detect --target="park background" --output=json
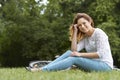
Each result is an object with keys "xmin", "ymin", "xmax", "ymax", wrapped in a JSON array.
[{"xmin": 0, "ymin": 0, "xmax": 120, "ymax": 68}]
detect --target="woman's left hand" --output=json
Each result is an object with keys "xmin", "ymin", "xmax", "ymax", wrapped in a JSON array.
[{"xmin": 70, "ymin": 51, "xmax": 81, "ymax": 57}]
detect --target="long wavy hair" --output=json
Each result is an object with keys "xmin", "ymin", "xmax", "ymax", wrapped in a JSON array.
[{"xmin": 69, "ymin": 13, "xmax": 94, "ymax": 42}]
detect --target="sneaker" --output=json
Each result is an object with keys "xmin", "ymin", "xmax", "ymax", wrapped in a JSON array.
[
  {"xmin": 25, "ymin": 67, "xmax": 32, "ymax": 71},
  {"xmin": 25, "ymin": 67, "xmax": 41, "ymax": 72}
]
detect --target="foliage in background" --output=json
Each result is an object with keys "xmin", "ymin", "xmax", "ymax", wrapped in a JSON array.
[{"xmin": 0, "ymin": 0, "xmax": 120, "ymax": 67}]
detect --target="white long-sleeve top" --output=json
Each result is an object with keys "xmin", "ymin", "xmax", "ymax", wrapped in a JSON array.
[{"xmin": 77, "ymin": 28, "xmax": 113, "ymax": 69}]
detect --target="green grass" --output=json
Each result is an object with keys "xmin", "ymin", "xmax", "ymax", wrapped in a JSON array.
[{"xmin": 0, "ymin": 68, "xmax": 120, "ymax": 80}]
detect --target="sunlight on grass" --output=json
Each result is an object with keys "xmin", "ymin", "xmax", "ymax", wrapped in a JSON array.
[{"xmin": 0, "ymin": 68, "xmax": 120, "ymax": 80}]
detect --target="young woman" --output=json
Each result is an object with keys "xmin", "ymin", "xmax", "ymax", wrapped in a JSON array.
[{"xmin": 27, "ymin": 13, "xmax": 113, "ymax": 72}]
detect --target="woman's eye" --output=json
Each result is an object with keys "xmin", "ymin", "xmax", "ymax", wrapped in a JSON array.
[
  {"xmin": 83, "ymin": 22, "xmax": 86, "ymax": 25},
  {"xmin": 78, "ymin": 24, "xmax": 82, "ymax": 27}
]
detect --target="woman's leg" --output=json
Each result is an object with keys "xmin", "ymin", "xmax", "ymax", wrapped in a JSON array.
[
  {"xmin": 73, "ymin": 57, "xmax": 111, "ymax": 71},
  {"xmin": 42, "ymin": 50, "xmax": 72, "ymax": 69},
  {"xmin": 41, "ymin": 57, "xmax": 111, "ymax": 71},
  {"xmin": 41, "ymin": 56, "xmax": 74, "ymax": 71}
]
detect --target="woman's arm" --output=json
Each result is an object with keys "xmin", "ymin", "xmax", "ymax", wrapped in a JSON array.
[
  {"xmin": 71, "ymin": 51, "xmax": 99, "ymax": 59},
  {"xmin": 71, "ymin": 24, "xmax": 78, "ymax": 51}
]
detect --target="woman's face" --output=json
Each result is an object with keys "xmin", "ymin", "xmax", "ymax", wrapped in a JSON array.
[{"xmin": 77, "ymin": 18, "xmax": 92, "ymax": 33}]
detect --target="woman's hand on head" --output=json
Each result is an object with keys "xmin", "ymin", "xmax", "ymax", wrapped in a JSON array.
[{"xmin": 73, "ymin": 24, "xmax": 78, "ymax": 32}]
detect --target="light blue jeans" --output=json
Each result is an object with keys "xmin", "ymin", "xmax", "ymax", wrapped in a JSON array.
[{"xmin": 41, "ymin": 50, "xmax": 111, "ymax": 72}]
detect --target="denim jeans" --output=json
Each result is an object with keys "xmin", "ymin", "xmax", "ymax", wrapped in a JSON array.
[{"xmin": 41, "ymin": 50, "xmax": 111, "ymax": 71}]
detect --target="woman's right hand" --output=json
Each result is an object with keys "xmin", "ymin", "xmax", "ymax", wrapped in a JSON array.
[
  {"xmin": 71, "ymin": 24, "xmax": 78, "ymax": 51},
  {"xmin": 73, "ymin": 24, "xmax": 78, "ymax": 33}
]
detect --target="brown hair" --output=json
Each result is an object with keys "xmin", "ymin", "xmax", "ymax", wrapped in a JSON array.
[{"xmin": 69, "ymin": 13, "xmax": 94, "ymax": 42}]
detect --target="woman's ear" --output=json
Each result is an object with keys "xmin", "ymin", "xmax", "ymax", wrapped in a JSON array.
[{"xmin": 89, "ymin": 21, "xmax": 92, "ymax": 26}]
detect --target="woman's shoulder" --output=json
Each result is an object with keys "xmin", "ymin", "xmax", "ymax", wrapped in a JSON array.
[
  {"xmin": 95, "ymin": 28, "xmax": 104, "ymax": 32},
  {"xmin": 95, "ymin": 28, "xmax": 106, "ymax": 34},
  {"xmin": 95, "ymin": 28, "xmax": 108, "ymax": 38}
]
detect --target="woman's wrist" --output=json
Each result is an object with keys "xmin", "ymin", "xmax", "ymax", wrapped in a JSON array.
[
  {"xmin": 79, "ymin": 53, "xmax": 82, "ymax": 57},
  {"xmin": 73, "ymin": 31, "xmax": 77, "ymax": 38},
  {"xmin": 74, "ymin": 30, "xmax": 78, "ymax": 34}
]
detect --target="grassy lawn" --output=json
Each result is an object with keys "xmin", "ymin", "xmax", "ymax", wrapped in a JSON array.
[{"xmin": 0, "ymin": 68, "xmax": 120, "ymax": 80}]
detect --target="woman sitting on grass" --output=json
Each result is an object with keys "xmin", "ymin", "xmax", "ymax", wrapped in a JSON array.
[{"xmin": 26, "ymin": 13, "xmax": 113, "ymax": 72}]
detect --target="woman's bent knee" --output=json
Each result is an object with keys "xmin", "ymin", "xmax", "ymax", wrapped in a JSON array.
[{"xmin": 66, "ymin": 50, "xmax": 72, "ymax": 53}]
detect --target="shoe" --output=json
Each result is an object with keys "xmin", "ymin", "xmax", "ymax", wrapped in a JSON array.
[
  {"xmin": 25, "ymin": 67, "xmax": 41, "ymax": 72},
  {"xmin": 25, "ymin": 67, "xmax": 32, "ymax": 71}
]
